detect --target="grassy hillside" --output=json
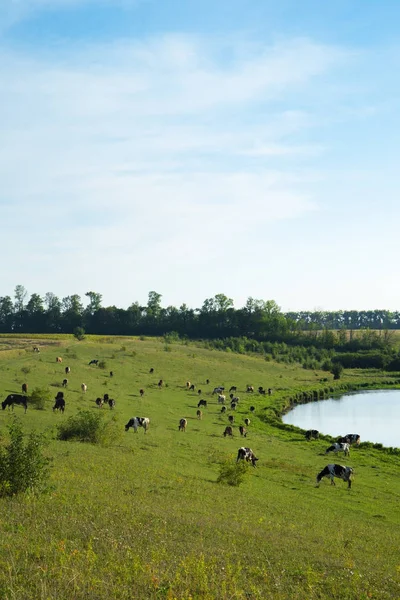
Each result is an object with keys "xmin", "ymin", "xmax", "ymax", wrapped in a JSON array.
[{"xmin": 0, "ymin": 335, "xmax": 399, "ymax": 600}]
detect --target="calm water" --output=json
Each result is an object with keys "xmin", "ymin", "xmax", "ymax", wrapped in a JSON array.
[{"xmin": 282, "ymin": 389, "xmax": 400, "ymax": 448}]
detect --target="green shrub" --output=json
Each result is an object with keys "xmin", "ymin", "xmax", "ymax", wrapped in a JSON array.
[
  {"xmin": 21, "ymin": 366, "xmax": 31, "ymax": 375},
  {"xmin": 56, "ymin": 410, "xmax": 121, "ymax": 446},
  {"xmin": 98, "ymin": 360, "xmax": 107, "ymax": 369},
  {"xmin": 73, "ymin": 327, "xmax": 85, "ymax": 341},
  {"xmin": 331, "ymin": 363, "xmax": 343, "ymax": 380},
  {"xmin": 0, "ymin": 417, "xmax": 52, "ymax": 497},
  {"xmin": 217, "ymin": 458, "xmax": 249, "ymax": 487},
  {"xmin": 29, "ymin": 386, "xmax": 52, "ymax": 410}
]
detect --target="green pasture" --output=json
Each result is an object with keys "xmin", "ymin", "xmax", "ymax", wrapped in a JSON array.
[{"xmin": 0, "ymin": 335, "xmax": 399, "ymax": 599}]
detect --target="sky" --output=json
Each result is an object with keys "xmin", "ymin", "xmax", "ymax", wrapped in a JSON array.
[{"xmin": 1, "ymin": 0, "xmax": 400, "ymax": 312}]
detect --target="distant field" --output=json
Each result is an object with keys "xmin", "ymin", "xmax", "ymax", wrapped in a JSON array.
[{"xmin": 0, "ymin": 335, "xmax": 399, "ymax": 599}]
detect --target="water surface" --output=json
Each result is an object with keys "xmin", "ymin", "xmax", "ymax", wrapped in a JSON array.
[{"xmin": 282, "ymin": 389, "xmax": 400, "ymax": 448}]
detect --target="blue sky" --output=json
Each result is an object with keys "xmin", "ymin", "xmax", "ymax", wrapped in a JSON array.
[{"xmin": 1, "ymin": 0, "xmax": 399, "ymax": 312}]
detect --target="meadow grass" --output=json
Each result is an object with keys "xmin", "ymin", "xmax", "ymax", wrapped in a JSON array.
[{"xmin": 0, "ymin": 335, "xmax": 399, "ymax": 599}]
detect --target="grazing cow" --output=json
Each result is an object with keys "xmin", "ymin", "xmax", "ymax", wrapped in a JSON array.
[
  {"xmin": 223, "ymin": 426, "xmax": 233, "ymax": 437},
  {"xmin": 197, "ymin": 389, "xmax": 202, "ymax": 395},
  {"xmin": 108, "ymin": 398, "xmax": 116, "ymax": 409},
  {"xmin": 95, "ymin": 397, "xmax": 104, "ymax": 408},
  {"xmin": 189, "ymin": 384, "xmax": 195, "ymax": 391},
  {"xmin": 316, "ymin": 464, "xmax": 354, "ymax": 489},
  {"xmin": 230, "ymin": 402, "xmax": 237, "ymax": 411},
  {"xmin": 221, "ymin": 405, "xmax": 227, "ymax": 413},
  {"xmin": 229, "ymin": 386, "xmax": 237, "ymax": 393},
  {"xmin": 2, "ymin": 394, "xmax": 28, "ymax": 414},
  {"xmin": 110, "ymin": 371, "xmax": 114, "ymax": 377},
  {"xmin": 205, "ymin": 379, "xmax": 210, "ymax": 385},
  {"xmin": 140, "ymin": 389, "xmax": 145, "ymax": 397},
  {"xmin": 53, "ymin": 395, "xmax": 65, "ymax": 413},
  {"xmin": 325, "ymin": 442, "xmax": 350, "ymax": 457},
  {"xmin": 125, "ymin": 417, "xmax": 150, "ymax": 433},
  {"xmin": 268, "ymin": 388, "xmax": 272, "ymax": 395},
  {"xmin": 103, "ymin": 394, "xmax": 109, "ymax": 402},
  {"xmin": 56, "ymin": 357, "xmax": 62, "ymax": 363},
  {"xmin": 65, "ymin": 366, "xmax": 70, "ymax": 375},
  {"xmin": 196, "ymin": 409, "xmax": 202, "ymax": 420},
  {"xmin": 244, "ymin": 418, "xmax": 250, "ymax": 426},
  {"xmin": 62, "ymin": 378, "xmax": 68, "ymax": 388},
  {"xmin": 239, "ymin": 425, "xmax": 247, "ymax": 437},
  {"xmin": 345, "ymin": 434, "xmax": 361, "ymax": 446},
  {"xmin": 186, "ymin": 381, "xmax": 191, "ymax": 389},
  {"xmin": 236, "ymin": 447, "xmax": 258, "ymax": 467},
  {"xmin": 218, "ymin": 394, "xmax": 226, "ymax": 404},
  {"xmin": 149, "ymin": 368, "xmax": 154, "ymax": 374},
  {"xmin": 33, "ymin": 346, "xmax": 40, "ymax": 353},
  {"xmin": 198, "ymin": 399, "xmax": 207, "ymax": 408},
  {"xmin": 212, "ymin": 387, "xmax": 225, "ymax": 395},
  {"xmin": 305, "ymin": 429, "xmax": 319, "ymax": 441},
  {"xmin": 259, "ymin": 388, "xmax": 266, "ymax": 396},
  {"xmin": 231, "ymin": 396, "xmax": 240, "ymax": 404},
  {"xmin": 178, "ymin": 418, "xmax": 187, "ymax": 432},
  {"xmin": 81, "ymin": 383, "xmax": 87, "ymax": 393},
  {"xmin": 250, "ymin": 406, "xmax": 255, "ymax": 413},
  {"xmin": 22, "ymin": 383, "xmax": 28, "ymax": 394},
  {"xmin": 246, "ymin": 386, "xmax": 254, "ymax": 393},
  {"xmin": 89, "ymin": 359, "xmax": 99, "ymax": 366},
  {"xmin": 228, "ymin": 415, "xmax": 234, "ymax": 425},
  {"xmin": 158, "ymin": 379, "xmax": 163, "ymax": 388}
]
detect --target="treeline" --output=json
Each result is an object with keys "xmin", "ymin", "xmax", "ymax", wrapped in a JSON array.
[{"xmin": 0, "ymin": 287, "xmax": 399, "ymax": 351}]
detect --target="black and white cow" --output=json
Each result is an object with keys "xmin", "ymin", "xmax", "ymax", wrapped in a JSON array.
[
  {"xmin": 65, "ymin": 366, "xmax": 71, "ymax": 374},
  {"xmin": 198, "ymin": 399, "xmax": 207, "ymax": 408},
  {"xmin": 325, "ymin": 442, "xmax": 350, "ymax": 457},
  {"xmin": 316, "ymin": 464, "xmax": 354, "ymax": 489},
  {"xmin": 53, "ymin": 394, "xmax": 65, "ymax": 413},
  {"xmin": 108, "ymin": 398, "xmax": 116, "ymax": 409},
  {"xmin": 212, "ymin": 387, "xmax": 225, "ymax": 395},
  {"xmin": 229, "ymin": 386, "xmax": 237, "ymax": 393},
  {"xmin": 305, "ymin": 429, "xmax": 319, "ymax": 441},
  {"xmin": 239, "ymin": 425, "xmax": 247, "ymax": 437},
  {"xmin": 178, "ymin": 418, "xmax": 187, "ymax": 432},
  {"xmin": 2, "ymin": 394, "xmax": 28, "ymax": 413},
  {"xmin": 223, "ymin": 426, "xmax": 233, "ymax": 437},
  {"xmin": 89, "ymin": 359, "xmax": 99, "ymax": 366},
  {"xmin": 218, "ymin": 394, "xmax": 226, "ymax": 404},
  {"xmin": 236, "ymin": 447, "xmax": 258, "ymax": 467},
  {"xmin": 125, "ymin": 417, "xmax": 150, "ymax": 433},
  {"xmin": 221, "ymin": 405, "xmax": 227, "ymax": 414},
  {"xmin": 95, "ymin": 397, "xmax": 104, "ymax": 408},
  {"xmin": 62, "ymin": 378, "xmax": 68, "ymax": 388},
  {"xmin": 244, "ymin": 418, "xmax": 250, "ymax": 426},
  {"xmin": 228, "ymin": 415, "xmax": 234, "ymax": 425},
  {"xmin": 345, "ymin": 434, "xmax": 361, "ymax": 446}
]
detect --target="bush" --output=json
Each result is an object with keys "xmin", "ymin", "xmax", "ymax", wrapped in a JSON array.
[
  {"xmin": 217, "ymin": 458, "xmax": 249, "ymax": 487},
  {"xmin": 56, "ymin": 410, "xmax": 121, "ymax": 446},
  {"xmin": 98, "ymin": 360, "xmax": 107, "ymax": 370},
  {"xmin": 73, "ymin": 327, "xmax": 85, "ymax": 341},
  {"xmin": 21, "ymin": 366, "xmax": 31, "ymax": 375},
  {"xmin": 29, "ymin": 386, "xmax": 52, "ymax": 410},
  {"xmin": 0, "ymin": 417, "xmax": 52, "ymax": 497},
  {"xmin": 331, "ymin": 363, "xmax": 344, "ymax": 380}
]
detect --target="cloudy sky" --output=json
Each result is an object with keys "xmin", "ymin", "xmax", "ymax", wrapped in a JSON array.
[{"xmin": 1, "ymin": 0, "xmax": 399, "ymax": 312}]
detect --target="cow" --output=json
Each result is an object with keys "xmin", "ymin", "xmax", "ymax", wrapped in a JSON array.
[
  {"xmin": 212, "ymin": 387, "xmax": 224, "ymax": 395},
  {"xmin": 305, "ymin": 429, "xmax": 319, "ymax": 441},
  {"xmin": 236, "ymin": 447, "xmax": 258, "ymax": 467},
  {"xmin": 316, "ymin": 464, "xmax": 354, "ymax": 489},
  {"xmin": 197, "ymin": 389, "xmax": 202, "ymax": 395},
  {"xmin": 244, "ymin": 418, "xmax": 250, "ymax": 426},
  {"xmin": 178, "ymin": 418, "xmax": 187, "ymax": 432},
  {"xmin": 158, "ymin": 379, "xmax": 163, "ymax": 388},
  {"xmin": 108, "ymin": 398, "xmax": 116, "ymax": 409},
  {"xmin": 22, "ymin": 383, "xmax": 28, "ymax": 394},
  {"xmin": 250, "ymin": 406, "xmax": 255, "ymax": 413},
  {"xmin": 230, "ymin": 402, "xmax": 237, "ymax": 411},
  {"xmin": 239, "ymin": 425, "xmax": 247, "ymax": 437},
  {"xmin": 231, "ymin": 396, "xmax": 240, "ymax": 404},
  {"xmin": 33, "ymin": 346, "xmax": 40, "ymax": 353},
  {"xmin": 246, "ymin": 386, "xmax": 254, "ymax": 393},
  {"xmin": 186, "ymin": 381, "xmax": 191, "ymax": 389},
  {"xmin": 140, "ymin": 389, "xmax": 145, "ymax": 397},
  {"xmin": 196, "ymin": 409, "xmax": 202, "ymax": 420},
  {"xmin": 198, "ymin": 399, "xmax": 207, "ymax": 408},
  {"xmin": 56, "ymin": 357, "xmax": 62, "ymax": 363},
  {"xmin": 110, "ymin": 371, "xmax": 114, "ymax": 377},
  {"xmin": 205, "ymin": 379, "xmax": 210, "ymax": 385},
  {"xmin": 223, "ymin": 426, "xmax": 233, "ymax": 437},
  {"xmin": 259, "ymin": 388, "xmax": 266, "ymax": 396},
  {"xmin": 218, "ymin": 394, "xmax": 226, "ymax": 404},
  {"xmin": 2, "ymin": 394, "xmax": 28, "ymax": 414},
  {"xmin": 103, "ymin": 394, "xmax": 109, "ymax": 402},
  {"xmin": 62, "ymin": 378, "xmax": 68, "ymax": 388},
  {"xmin": 125, "ymin": 417, "xmax": 150, "ymax": 433},
  {"xmin": 149, "ymin": 368, "xmax": 154, "ymax": 374},
  {"xmin": 345, "ymin": 434, "xmax": 361, "ymax": 446},
  {"xmin": 229, "ymin": 386, "xmax": 237, "ymax": 393},
  {"xmin": 228, "ymin": 415, "xmax": 234, "ymax": 425},
  {"xmin": 268, "ymin": 388, "xmax": 272, "ymax": 395},
  {"xmin": 53, "ymin": 395, "xmax": 65, "ymax": 413},
  {"xmin": 65, "ymin": 366, "xmax": 71, "ymax": 375},
  {"xmin": 221, "ymin": 405, "xmax": 227, "ymax": 413},
  {"xmin": 81, "ymin": 384, "xmax": 87, "ymax": 393},
  {"xmin": 325, "ymin": 442, "xmax": 350, "ymax": 457},
  {"xmin": 89, "ymin": 359, "xmax": 98, "ymax": 366},
  {"xmin": 95, "ymin": 397, "xmax": 104, "ymax": 408},
  {"xmin": 189, "ymin": 384, "xmax": 195, "ymax": 391}
]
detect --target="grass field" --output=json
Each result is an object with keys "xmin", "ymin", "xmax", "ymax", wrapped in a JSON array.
[{"xmin": 0, "ymin": 335, "xmax": 399, "ymax": 599}]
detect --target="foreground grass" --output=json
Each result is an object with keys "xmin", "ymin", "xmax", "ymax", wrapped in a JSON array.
[{"xmin": 0, "ymin": 335, "xmax": 399, "ymax": 599}]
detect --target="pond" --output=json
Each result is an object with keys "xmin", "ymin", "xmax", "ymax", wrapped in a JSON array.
[{"xmin": 282, "ymin": 389, "xmax": 400, "ymax": 448}]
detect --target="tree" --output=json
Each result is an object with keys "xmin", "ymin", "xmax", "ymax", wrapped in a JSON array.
[
  {"xmin": 14, "ymin": 285, "xmax": 27, "ymax": 313},
  {"xmin": 85, "ymin": 291, "xmax": 102, "ymax": 315}
]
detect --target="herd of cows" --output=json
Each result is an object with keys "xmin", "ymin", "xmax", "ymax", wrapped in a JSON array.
[{"xmin": 0, "ymin": 350, "xmax": 362, "ymax": 490}]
